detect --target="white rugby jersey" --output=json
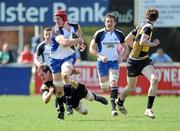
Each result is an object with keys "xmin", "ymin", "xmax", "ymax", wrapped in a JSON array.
[
  {"xmin": 50, "ymin": 23, "xmax": 79, "ymax": 59},
  {"xmin": 35, "ymin": 41, "xmax": 51, "ymax": 65},
  {"xmin": 93, "ymin": 28, "xmax": 125, "ymax": 61}
]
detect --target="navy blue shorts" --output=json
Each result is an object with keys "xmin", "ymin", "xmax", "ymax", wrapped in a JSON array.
[
  {"xmin": 127, "ymin": 57, "xmax": 153, "ymax": 77},
  {"xmin": 71, "ymin": 83, "xmax": 88, "ymax": 108}
]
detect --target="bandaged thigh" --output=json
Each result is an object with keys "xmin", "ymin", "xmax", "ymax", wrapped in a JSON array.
[
  {"xmin": 53, "ymin": 80, "xmax": 64, "ymax": 88},
  {"xmin": 53, "ymin": 80, "xmax": 64, "ymax": 97}
]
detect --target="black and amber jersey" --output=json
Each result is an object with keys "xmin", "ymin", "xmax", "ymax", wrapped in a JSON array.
[
  {"xmin": 41, "ymin": 80, "xmax": 80, "ymax": 94},
  {"xmin": 130, "ymin": 21, "xmax": 153, "ymax": 59}
]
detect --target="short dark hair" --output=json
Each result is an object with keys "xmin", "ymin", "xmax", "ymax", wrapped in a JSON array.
[
  {"xmin": 38, "ymin": 64, "xmax": 51, "ymax": 73},
  {"xmin": 145, "ymin": 7, "xmax": 159, "ymax": 22},
  {"xmin": 104, "ymin": 13, "xmax": 116, "ymax": 22},
  {"xmin": 43, "ymin": 27, "xmax": 52, "ymax": 32}
]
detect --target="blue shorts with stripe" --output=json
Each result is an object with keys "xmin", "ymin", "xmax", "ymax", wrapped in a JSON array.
[
  {"xmin": 49, "ymin": 53, "xmax": 76, "ymax": 74},
  {"xmin": 96, "ymin": 60, "xmax": 119, "ymax": 77}
]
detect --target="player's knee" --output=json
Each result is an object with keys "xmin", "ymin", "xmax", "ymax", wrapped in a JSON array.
[
  {"xmin": 86, "ymin": 91, "xmax": 94, "ymax": 101},
  {"xmin": 82, "ymin": 110, "xmax": 88, "ymax": 115},
  {"xmin": 100, "ymin": 81, "xmax": 109, "ymax": 92},
  {"xmin": 75, "ymin": 101, "xmax": 88, "ymax": 115},
  {"xmin": 125, "ymin": 85, "xmax": 135, "ymax": 93},
  {"xmin": 109, "ymin": 74, "xmax": 118, "ymax": 87},
  {"xmin": 61, "ymin": 72, "xmax": 69, "ymax": 81},
  {"xmin": 150, "ymin": 75, "xmax": 158, "ymax": 86},
  {"xmin": 109, "ymin": 73, "xmax": 118, "ymax": 83}
]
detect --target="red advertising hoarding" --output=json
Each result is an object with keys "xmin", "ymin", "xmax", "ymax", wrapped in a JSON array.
[{"xmin": 35, "ymin": 63, "xmax": 180, "ymax": 95}]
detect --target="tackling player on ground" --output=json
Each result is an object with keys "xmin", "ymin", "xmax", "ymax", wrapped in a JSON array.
[{"xmin": 38, "ymin": 64, "xmax": 108, "ymax": 120}]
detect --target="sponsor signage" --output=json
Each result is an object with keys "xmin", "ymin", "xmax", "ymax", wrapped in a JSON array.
[
  {"xmin": 109, "ymin": 0, "xmax": 134, "ymax": 26},
  {"xmin": 35, "ymin": 63, "xmax": 180, "ymax": 95},
  {"xmin": 0, "ymin": 0, "xmax": 108, "ymax": 26}
]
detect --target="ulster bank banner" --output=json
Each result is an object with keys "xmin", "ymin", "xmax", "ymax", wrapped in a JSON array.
[
  {"xmin": 0, "ymin": 0, "xmax": 109, "ymax": 26},
  {"xmin": 35, "ymin": 63, "xmax": 180, "ymax": 95},
  {"xmin": 109, "ymin": 0, "xmax": 134, "ymax": 26}
]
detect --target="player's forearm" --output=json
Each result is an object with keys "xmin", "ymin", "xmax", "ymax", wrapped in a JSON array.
[
  {"xmin": 89, "ymin": 41, "xmax": 100, "ymax": 58},
  {"xmin": 140, "ymin": 40, "xmax": 156, "ymax": 47},
  {"xmin": 125, "ymin": 33, "xmax": 135, "ymax": 48},
  {"xmin": 34, "ymin": 56, "xmax": 42, "ymax": 67},
  {"xmin": 121, "ymin": 43, "xmax": 129, "ymax": 60},
  {"xmin": 61, "ymin": 38, "xmax": 82, "ymax": 47},
  {"xmin": 89, "ymin": 48, "xmax": 99, "ymax": 58},
  {"xmin": 42, "ymin": 93, "xmax": 53, "ymax": 104}
]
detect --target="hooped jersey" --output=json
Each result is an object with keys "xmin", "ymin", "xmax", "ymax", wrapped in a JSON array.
[
  {"xmin": 50, "ymin": 22, "xmax": 79, "ymax": 59},
  {"xmin": 93, "ymin": 28, "xmax": 125, "ymax": 61},
  {"xmin": 35, "ymin": 41, "xmax": 51, "ymax": 65},
  {"xmin": 130, "ymin": 21, "xmax": 153, "ymax": 59},
  {"xmin": 41, "ymin": 80, "xmax": 79, "ymax": 94}
]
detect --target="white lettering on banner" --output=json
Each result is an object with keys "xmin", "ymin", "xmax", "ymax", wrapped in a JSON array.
[
  {"xmin": 156, "ymin": 68, "xmax": 180, "ymax": 86},
  {"xmin": 0, "ymin": 2, "xmax": 48, "ymax": 23},
  {"xmin": 72, "ymin": 67, "xmax": 98, "ymax": 85},
  {"xmin": 53, "ymin": 2, "xmax": 106, "ymax": 23},
  {"xmin": 81, "ymin": 7, "xmax": 93, "ymax": 22},
  {"xmin": 156, "ymin": 69, "xmax": 162, "ymax": 81},
  {"xmin": 112, "ymin": 9, "xmax": 133, "ymax": 23},
  {"xmin": 163, "ymin": 68, "xmax": 170, "ymax": 82}
]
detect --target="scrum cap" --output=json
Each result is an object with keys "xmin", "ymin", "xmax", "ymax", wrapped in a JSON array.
[{"xmin": 54, "ymin": 9, "xmax": 67, "ymax": 22}]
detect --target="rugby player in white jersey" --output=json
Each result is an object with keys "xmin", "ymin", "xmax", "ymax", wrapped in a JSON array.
[
  {"xmin": 50, "ymin": 9, "xmax": 85, "ymax": 115},
  {"xmin": 89, "ymin": 13, "xmax": 129, "ymax": 116},
  {"xmin": 34, "ymin": 27, "xmax": 103, "ymax": 120},
  {"xmin": 34, "ymin": 28, "xmax": 52, "ymax": 67}
]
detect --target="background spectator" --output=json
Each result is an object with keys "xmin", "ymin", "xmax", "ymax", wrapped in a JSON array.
[
  {"xmin": 0, "ymin": 43, "xmax": 14, "ymax": 65},
  {"xmin": 18, "ymin": 44, "xmax": 34, "ymax": 64},
  {"xmin": 150, "ymin": 48, "xmax": 173, "ymax": 63}
]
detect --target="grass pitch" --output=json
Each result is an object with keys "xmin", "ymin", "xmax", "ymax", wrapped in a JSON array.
[{"xmin": 0, "ymin": 95, "xmax": 180, "ymax": 131}]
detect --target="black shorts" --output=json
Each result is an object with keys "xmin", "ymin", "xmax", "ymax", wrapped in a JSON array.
[
  {"xmin": 71, "ymin": 83, "xmax": 88, "ymax": 108},
  {"xmin": 127, "ymin": 57, "xmax": 153, "ymax": 77}
]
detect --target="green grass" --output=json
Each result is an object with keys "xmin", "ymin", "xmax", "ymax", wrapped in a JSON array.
[{"xmin": 0, "ymin": 95, "xmax": 180, "ymax": 131}]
